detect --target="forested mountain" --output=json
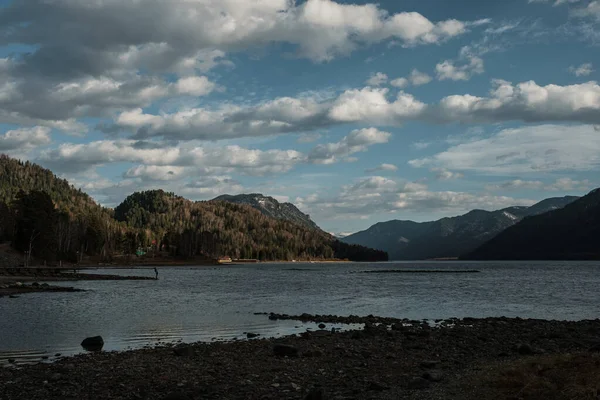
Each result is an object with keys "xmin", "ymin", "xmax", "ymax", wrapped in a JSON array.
[
  {"xmin": 342, "ymin": 196, "xmax": 579, "ymax": 260},
  {"xmin": 214, "ymin": 193, "xmax": 320, "ymax": 230},
  {"xmin": 114, "ymin": 190, "xmax": 386, "ymax": 261},
  {"xmin": 0, "ymin": 155, "xmax": 387, "ymax": 264},
  {"xmin": 463, "ymin": 189, "xmax": 600, "ymax": 260},
  {"xmin": 0, "ymin": 155, "xmax": 102, "ymax": 214}
]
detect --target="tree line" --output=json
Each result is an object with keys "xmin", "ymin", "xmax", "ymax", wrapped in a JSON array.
[{"xmin": 0, "ymin": 156, "xmax": 388, "ymax": 263}]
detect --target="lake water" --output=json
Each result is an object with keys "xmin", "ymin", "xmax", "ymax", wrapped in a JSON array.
[{"xmin": 1, "ymin": 261, "xmax": 599, "ymax": 365}]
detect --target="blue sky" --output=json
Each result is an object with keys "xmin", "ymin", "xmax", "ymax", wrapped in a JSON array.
[{"xmin": 0, "ymin": 0, "xmax": 599, "ymax": 235}]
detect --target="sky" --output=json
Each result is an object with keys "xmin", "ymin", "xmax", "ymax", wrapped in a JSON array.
[{"xmin": 0, "ymin": 0, "xmax": 599, "ymax": 236}]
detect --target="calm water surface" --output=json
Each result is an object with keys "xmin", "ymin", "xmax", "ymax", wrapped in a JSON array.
[{"xmin": 1, "ymin": 261, "xmax": 599, "ymax": 364}]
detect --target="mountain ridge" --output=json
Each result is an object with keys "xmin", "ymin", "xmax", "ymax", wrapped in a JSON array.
[
  {"xmin": 213, "ymin": 193, "xmax": 319, "ymax": 230},
  {"xmin": 463, "ymin": 189, "xmax": 600, "ymax": 260},
  {"xmin": 341, "ymin": 196, "xmax": 579, "ymax": 260}
]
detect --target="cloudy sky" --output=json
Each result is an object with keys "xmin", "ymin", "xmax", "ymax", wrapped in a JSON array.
[{"xmin": 1, "ymin": 0, "xmax": 599, "ymax": 235}]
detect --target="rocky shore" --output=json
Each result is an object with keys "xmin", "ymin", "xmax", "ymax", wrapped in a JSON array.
[
  {"xmin": 0, "ymin": 282, "xmax": 83, "ymax": 297},
  {"xmin": 2, "ymin": 316, "xmax": 600, "ymax": 399},
  {"xmin": 0, "ymin": 268, "xmax": 156, "ymax": 283}
]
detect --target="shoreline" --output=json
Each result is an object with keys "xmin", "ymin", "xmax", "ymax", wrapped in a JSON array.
[{"xmin": 2, "ymin": 315, "xmax": 599, "ymax": 399}]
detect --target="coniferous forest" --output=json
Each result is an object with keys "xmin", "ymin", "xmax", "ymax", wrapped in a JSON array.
[{"xmin": 0, "ymin": 155, "xmax": 388, "ymax": 264}]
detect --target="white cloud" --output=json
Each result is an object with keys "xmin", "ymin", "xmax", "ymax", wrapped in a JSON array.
[
  {"xmin": 365, "ymin": 163, "xmax": 398, "ymax": 173},
  {"xmin": 410, "ymin": 124, "xmax": 600, "ymax": 175},
  {"xmin": 569, "ymin": 63, "xmax": 594, "ymax": 77},
  {"xmin": 328, "ymin": 87, "xmax": 426, "ymax": 124},
  {"xmin": 529, "ymin": 0, "xmax": 582, "ymax": 5},
  {"xmin": 390, "ymin": 77, "xmax": 409, "ymax": 88},
  {"xmin": 412, "ymin": 141, "xmax": 432, "ymax": 150},
  {"xmin": 433, "ymin": 79, "xmax": 600, "ymax": 124},
  {"xmin": 0, "ymin": 126, "xmax": 51, "ymax": 151},
  {"xmin": 296, "ymin": 176, "xmax": 534, "ymax": 220},
  {"xmin": 485, "ymin": 177, "xmax": 591, "ymax": 192},
  {"xmin": 111, "ymin": 79, "xmax": 600, "ymax": 141},
  {"xmin": 38, "ymin": 140, "xmax": 305, "ymax": 176},
  {"xmin": 308, "ymin": 128, "xmax": 391, "ymax": 164},
  {"xmin": 485, "ymin": 179, "xmax": 545, "ymax": 191},
  {"xmin": 175, "ymin": 76, "xmax": 218, "ymax": 96},
  {"xmin": 430, "ymin": 167, "xmax": 464, "ymax": 180},
  {"xmin": 545, "ymin": 177, "xmax": 592, "ymax": 191},
  {"xmin": 571, "ymin": 1, "xmax": 600, "ymax": 20},
  {"xmin": 390, "ymin": 69, "xmax": 432, "ymax": 88},
  {"xmin": 408, "ymin": 69, "xmax": 433, "ymax": 86},
  {"xmin": 436, "ymin": 49, "xmax": 484, "ymax": 81},
  {"xmin": 366, "ymin": 72, "xmax": 388, "ymax": 86}
]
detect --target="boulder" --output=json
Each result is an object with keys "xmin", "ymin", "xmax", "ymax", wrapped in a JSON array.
[
  {"xmin": 304, "ymin": 387, "xmax": 324, "ymax": 400},
  {"xmin": 422, "ymin": 371, "xmax": 443, "ymax": 382},
  {"xmin": 420, "ymin": 360, "xmax": 439, "ymax": 369},
  {"xmin": 173, "ymin": 346, "xmax": 194, "ymax": 357},
  {"xmin": 81, "ymin": 336, "xmax": 104, "ymax": 351},
  {"xmin": 516, "ymin": 343, "xmax": 535, "ymax": 355},
  {"xmin": 246, "ymin": 333, "xmax": 260, "ymax": 339},
  {"xmin": 273, "ymin": 344, "xmax": 299, "ymax": 357},
  {"xmin": 163, "ymin": 393, "xmax": 191, "ymax": 400},
  {"xmin": 408, "ymin": 377, "xmax": 431, "ymax": 390}
]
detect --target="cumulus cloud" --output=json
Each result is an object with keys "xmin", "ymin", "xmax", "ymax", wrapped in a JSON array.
[
  {"xmin": 436, "ymin": 48, "xmax": 484, "ymax": 81},
  {"xmin": 431, "ymin": 79, "xmax": 600, "ymax": 124},
  {"xmin": 430, "ymin": 167, "xmax": 464, "ymax": 180},
  {"xmin": 571, "ymin": 1, "xmax": 600, "ymax": 20},
  {"xmin": 365, "ymin": 163, "xmax": 398, "ymax": 173},
  {"xmin": 112, "ymin": 78, "xmax": 600, "ymax": 141},
  {"xmin": 410, "ymin": 124, "xmax": 600, "ymax": 175},
  {"xmin": 366, "ymin": 72, "xmax": 388, "ymax": 86},
  {"xmin": 38, "ymin": 140, "xmax": 305, "ymax": 176},
  {"xmin": 308, "ymin": 128, "xmax": 391, "ymax": 164},
  {"xmin": 0, "ymin": 126, "xmax": 51, "ymax": 151},
  {"xmin": 296, "ymin": 176, "xmax": 534, "ymax": 219},
  {"xmin": 485, "ymin": 177, "xmax": 591, "ymax": 192},
  {"xmin": 328, "ymin": 87, "xmax": 426, "ymax": 124},
  {"xmin": 569, "ymin": 63, "xmax": 594, "ymax": 77},
  {"xmin": 38, "ymin": 127, "xmax": 388, "ymax": 176},
  {"xmin": 390, "ymin": 69, "xmax": 432, "ymax": 88},
  {"xmin": 181, "ymin": 176, "xmax": 245, "ymax": 197}
]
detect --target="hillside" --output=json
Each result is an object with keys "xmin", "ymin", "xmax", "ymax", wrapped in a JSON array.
[
  {"xmin": 0, "ymin": 155, "xmax": 387, "ymax": 263},
  {"xmin": 463, "ymin": 189, "xmax": 600, "ymax": 260},
  {"xmin": 0, "ymin": 155, "xmax": 102, "ymax": 214},
  {"xmin": 115, "ymin": 190, "xmax": 387, "ymax": 261},
  {"xmin": 213, "ymin": 193, "xmax": 320, "ymax": 230},
  {"xmin": 342, "ymin": 196, "xmax": 579, "ymax": 260}
]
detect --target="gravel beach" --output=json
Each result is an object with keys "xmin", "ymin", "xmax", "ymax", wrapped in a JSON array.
[{"xmin": 2, "ymin": 315, "xmax": 599, "ymax": 400}]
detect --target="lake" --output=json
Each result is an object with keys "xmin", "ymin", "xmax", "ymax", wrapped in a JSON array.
[{"xmin": 1, "ymin": 261, "xmax": 599, "ymax": 365}]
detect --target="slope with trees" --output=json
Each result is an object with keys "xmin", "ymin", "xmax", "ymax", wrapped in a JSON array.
[
  {"xmin": 462, "ymin": 188, "xmax": 600, "ymax": 260},
  {"xmin": 0, "ymin": 155, "xmax": 387, "ymax": 264}
]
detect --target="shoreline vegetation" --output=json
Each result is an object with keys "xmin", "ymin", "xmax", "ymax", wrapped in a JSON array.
[{"xmin": 2, "ymin": 314, "xmax": 600, "ymax": 399}]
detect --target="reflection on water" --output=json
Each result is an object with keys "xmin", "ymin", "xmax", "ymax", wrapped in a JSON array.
[{"xmin": 1, "ymin": 261, "xmax": 600, "ymax": 365}]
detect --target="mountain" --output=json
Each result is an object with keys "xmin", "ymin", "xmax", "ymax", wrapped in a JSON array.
[
  {"xmin": 463, "ymin": 189, "xmax": 600, "ymax": 260},
  {"xmin": 0, "ymin": 155, "xmax": 387, "ymax": 263},
  {"xmin": 0, "ymin": 155, "xmax": 102, "ymax": 214},
  {"xmin": 341, "ymin": 196, "xmax": 579, "ymax": 260},
  {"xmin": 213, "ymin": 193, "xmax": 319, "ymax": 230},
  {"xmin": 114, "ymin": 190, "xmax": 386, "ymax": 261}
]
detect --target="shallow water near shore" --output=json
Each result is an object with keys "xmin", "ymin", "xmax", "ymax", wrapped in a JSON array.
[{"xmin": 1, "ymin": 260, "xmax": 599, "ymax": 365}]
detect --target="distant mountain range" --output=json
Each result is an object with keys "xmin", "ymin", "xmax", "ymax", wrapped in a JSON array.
[
  {"xmin": 213, "ymin": 193, "xmax": 320, "ymax": 230},
  {"xmin": 341, "ymin": 196, "xmax": 579, "ymax": 260},
  {"xmin": 463, "ymin": 189, "xmax": 600, "ymax": 260}
]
